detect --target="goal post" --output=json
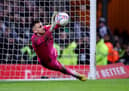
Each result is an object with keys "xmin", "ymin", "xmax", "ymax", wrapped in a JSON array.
[
  {"xmin": 0, "ymin": 0, "xmax": 96, "ymax": 80},
  {"xmin": 89, "ymin": 0, "xmax": 96, "ymax": 80}
]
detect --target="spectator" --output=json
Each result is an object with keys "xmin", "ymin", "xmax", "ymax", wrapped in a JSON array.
[
  {"xmin": 105, "ymin": 42, "xmax": 119, "ymax": 64},
  {"xmin": 0, "ymin": 22, "xmax": 6, "ymax": 36},
  {"xmin": 20, "ymin": 42, "xmax": 37, "ymax": 63},
  {"xmin": 97, "ymin": 17, "xmax": 114, "ymax": 45},
  {"xmin": 59, "ymin": 41, "xmax": 78, "ymax": 65},
  {"xmin": 56, "ymin": 29, "xmax": 70, "ymax": 48},
  {"xmin": 119, "ymin": 43, "xmax": 129, "ymax": 65},
  {"xmin": 0, "ymin": 27, "xmax": 19, "ymax": 63},
  {"xmin": 96, "ymin": 32, "xmax": 108, "ymax": 65},
  {"xmin": 74, "ymin": 16, "xmax": 82, "ymax": 41},
  {"xmin": 121, "ymin": 45, "xmax": 129, "ymax": 65},
  {"xmin": 75, "ymin": 33, "xmax": 90, "ymax": 64},
  {"xmin": 58, "ymin": 31, "xmax": 78, "ymax": 65},
  {"xmin": 54, "ymin": 43, "xmax": 61, "ymax": 60}
]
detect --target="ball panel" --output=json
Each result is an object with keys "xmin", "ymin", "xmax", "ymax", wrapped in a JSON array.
[{"xmin": 55, "ymin": 12, "xmax": 69, "ymax": 26}]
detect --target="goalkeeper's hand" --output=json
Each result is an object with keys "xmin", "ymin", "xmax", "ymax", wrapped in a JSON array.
[{"xmin": 50, "ymin": 11, "xmax": 59, "ymax": 31}]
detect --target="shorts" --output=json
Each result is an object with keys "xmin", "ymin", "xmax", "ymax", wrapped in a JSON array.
[{"xmin": 40, "ymin": 48, "xmax": 63, "ymax": 71}]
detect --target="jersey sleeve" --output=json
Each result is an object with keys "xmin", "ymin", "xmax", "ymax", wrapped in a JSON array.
[
  {"xmin": 43, "ymin": 24, "xmax": 60, "ymax": 31},
  {"xmin": 32, "ymin": 24, "xmax": 60, "ymax": 47}
]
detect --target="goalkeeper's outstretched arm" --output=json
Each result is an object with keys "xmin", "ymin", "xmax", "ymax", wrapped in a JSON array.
[
  {"xmin": 49, "ymin": 11, "xmax": 59, "ymax": 32},
  {"xmin": 31, "ymin": 11, "xmax": 60, "ymax": 46}
]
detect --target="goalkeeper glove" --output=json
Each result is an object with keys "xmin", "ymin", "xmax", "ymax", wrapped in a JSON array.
[{"xmin": 50, "ymin": 11, "xmax": 58, "ymax": 31}]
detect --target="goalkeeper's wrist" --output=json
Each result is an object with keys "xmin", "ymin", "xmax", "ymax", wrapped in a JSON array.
[{"xmin": 49, "ymin": 22, "xmax": 57, "ymax": 32}]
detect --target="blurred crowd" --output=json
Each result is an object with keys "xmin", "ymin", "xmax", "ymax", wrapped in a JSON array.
[
  {"xmin": 0, "ymin": 0, "xmax": 74, "ymax": 64},
  {"xmin": 0, "ymin": 0, "xmax": 48, "ymax": 64},
  {"xmin": 96, "ymin": 17, "xmax": 129, "ymax": 65},
  {"xmin": 0, "ymin": 0, "xmax": 128, "ymax": 65}
]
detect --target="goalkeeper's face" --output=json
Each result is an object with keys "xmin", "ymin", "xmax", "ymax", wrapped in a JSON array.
[{"xmin": 33, "ymin": 22, "xmax": 45, "ymax": 35}]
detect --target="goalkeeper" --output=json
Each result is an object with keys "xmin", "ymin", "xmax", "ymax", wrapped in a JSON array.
[{"xmin": 31, "ymin": 12, "xmax": 86, "ymax": 81}]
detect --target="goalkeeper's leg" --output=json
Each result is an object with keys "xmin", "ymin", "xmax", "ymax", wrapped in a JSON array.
[
  {"xmin": 59, "ymin": 65, "xmax": 87, "ymax": 81},
  {"xmin": 40, "ymin": 59, "xmax": 87, "ymax": 81}
]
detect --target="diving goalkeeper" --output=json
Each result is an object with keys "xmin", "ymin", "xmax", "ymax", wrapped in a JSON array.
[{"xmin": 31, "ymin": 12, "xmax": 86, "ymax": 81}]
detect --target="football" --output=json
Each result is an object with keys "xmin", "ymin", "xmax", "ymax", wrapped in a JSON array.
[{"xmin": 55, "ymin": 12, "xmax": 69, "ymax": 26}]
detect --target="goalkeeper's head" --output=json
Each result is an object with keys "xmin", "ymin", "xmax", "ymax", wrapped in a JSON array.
[{"xmin": 31, "ymin": 19, "xmax": 45, "ymax": 35}]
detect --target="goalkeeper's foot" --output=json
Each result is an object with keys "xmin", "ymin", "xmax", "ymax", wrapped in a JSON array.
[{"xmin": 77, "ymin": 74, "xmax": 87, "ymax": 81}]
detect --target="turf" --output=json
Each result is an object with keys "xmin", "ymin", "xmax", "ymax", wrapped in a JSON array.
[{"xmin": 0, "ymin": 79, "xmax": 129, "ymax": 91}]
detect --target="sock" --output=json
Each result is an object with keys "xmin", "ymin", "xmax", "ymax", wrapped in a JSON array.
[{"xmin": 60, "ymin": 67, "xmax": 80, "ymax": 79}]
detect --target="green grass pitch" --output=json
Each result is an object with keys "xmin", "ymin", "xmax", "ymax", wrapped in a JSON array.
[{"xmin": 0, "ymin": 79, "xmax": 129, "ymax": 91}]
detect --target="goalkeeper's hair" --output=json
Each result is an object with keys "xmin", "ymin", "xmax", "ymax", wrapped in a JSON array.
[{"xmin": 30, "ymin": 19, "xmax": 41, "ymax": 29}]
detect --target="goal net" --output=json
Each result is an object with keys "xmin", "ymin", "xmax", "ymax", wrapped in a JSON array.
[{"xmin": 0, "ymin": 0, "xmax": 96, "ymax": 80}]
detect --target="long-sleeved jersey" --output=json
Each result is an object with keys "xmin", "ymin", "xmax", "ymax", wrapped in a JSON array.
[{"xmin": 31, "ymin": 25, "xmax": 59, "ymax": 64}]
